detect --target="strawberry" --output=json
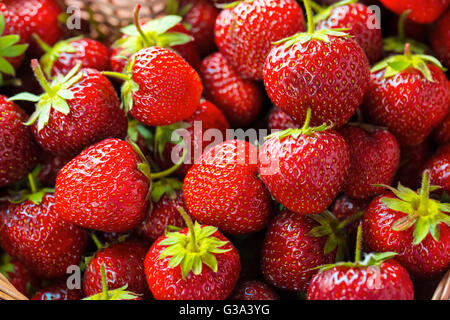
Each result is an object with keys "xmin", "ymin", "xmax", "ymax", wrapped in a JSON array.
[
  {"xmin": 83, "ymin": 240, "xmax": 150, "ymax": 298},
  {"xmin": 331, "ymin": 194, "xmax": 370, "ymax": 222},
  {"xmin": 31, "ymin": 280, "xmax": 83, "ymax": 300},
  {"xmin": 230, "ymin": 280, "xmax": 279, "ymax": 300},
  {"xmin": 10, "ymin": 61, "xmax": 127, "ymax": 156},
  {"xmin": 215, "ymin": 0, "xmax": 306, "ymax": 80},
  {"xmin": 37, "ymin": 151, "xmax": 72, "ymax": 187},
  {"xmin": 432, "ymin": 91, "xmax": 450, "ymax": 145},
  {"xmin": 168, "ymin": 23, "xmax": 201, "ymax": 70},
  {"xmin": 362, "ymin": 172, "xmax": 450, "ymax": 278},
  {"xmin": 107, "ymin": 46, "xmax": 202, "ymax": 127},
  {"xmin": 268, "ymin": 107, "xmax": 301, "ymax": 131},
  {"xmin": 314, "ymin": 1, "xmax": 383, "ymax": 64},
  {"xmin": 430, "ymin": 9, "xmax": 450, "ymax": 68},
  {"xmin": 199, "ymin": 52, "xmax": 263, "ymax": 127},
  {"xmin": 183, "ymin": 139, "xmax": 272, "ymax": 235},
  {"xmin": 264, "ymin": 0, "xmax": 370, "ymax": 129},
  {"xmin": 259, "ymin": 109, "xmax": 350, "ymax": 215},
  {"xmin": 55, "ymin": 138, "xmax": 151, "ymax": 233},
  {"xmin": 0, "ymin": 95, "xmax": 39, "ymax": 187},
  {"xmin": 144, "ymin": 207, "xmax": 241, "ymax": 300},
  {"xmin": 379, "ymin": 0, "xmax": 449, "ymax": 24},
  {"xmin": 393, "ymin": 142, "xmax": 432, "ymax": 189},
  {"xmin": 0, "ymin": 253, "xmax": 40, "ymax": 297},
  {"xmin": 339, "ymin": 124, "xmax": 400, "ymax": 200},
  {"xmin": 422, "ymin": 145, "xmax": 450, "ymax": 194},
  {"xmin": 362, "ymin": 45, "xmax": 449, "ymax": 147}
]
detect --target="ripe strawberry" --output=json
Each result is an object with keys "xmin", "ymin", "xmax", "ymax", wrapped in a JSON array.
[
  {"xmin": 432, "ymin": 94, "xmax": 450, "ymax": 145},
  {"xmin": 315, "ymin": 1, "xmax": 382, "ymax": 63},
  {"xmin": 268, "ymin": 107, "xmax": 300, "ymax": 131},
  {"xmin": 379, "ymin": 0, "xmax": 449, "ymax": 24},
  {"xmin": 31, "ymin": 280, "xmax": 83, "ymax": 300},
  {"xmin": 0, "ymin": 95, "xmax": 39, "ymax": 187},
  {"xmin": 37, "ymin": 151, "xmax": 72, "ymax": 187},
  {"xmin": 362, "ymin": 172, "xmax": 450, "ymax": 278},
  {"xmin": 331, "ymin": 194, "xmax": 370, "ymax": 222},
  {"xmin": 55, "ymin": 138, "xmax": 151, "ymax": 232},
  {"xmin": 215, "ymin": 0, "xmax": 306, "ymax": 80},
  {"xmin": 339, "ymin": 124, "xmax": 400, "ymax": 199},
  {"xmin": 362, "ymin": 45, "xmax": 449, "ymax": 147},
  {"xmin": 10, "ymin": 61, "xmax": 127, "ymax": 156},
  {"xmin": 144, "ymin": 208, "xmax": 241, "ymax": 300},
  {"xmin": 230, "ymin": 280, "xmax": 279, "ymax": 300},
  {"xmin": 393, "ymin": 142, "xmax": 432, "ymax": 189},
  {"xmin": 264, "ymin": 1, "xmax": 370, "ymax": 128},
  {"xmin": 422, "ymin": 145, "xmax": 450, "ymax": 194},
  {"xmin": 0, "ymin": 254, "xmax": 40, "ymax": 297},
  {"xmin": 259, "ymin": 110, "xmax": 350, "ymax": 215},
  {"xmin": 83, "ymin": 240, "xmax": 150, "ymax": 298},
  {"xmin": 430, "ymin": 9, "xmax": 450, "ymax": 68},
  {"xmin": 183, "ymin": 139, "xmax": 272, "ymax": 235}
]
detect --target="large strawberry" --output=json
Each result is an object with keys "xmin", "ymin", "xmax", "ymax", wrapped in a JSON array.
[
  {"xmin": 144, "ymin": 207, "xmax": 241, "ymax": 300},
  {"xmin": 55, "ymin": 138, "xmax": 151, "ymax": 232},
  {"xmin": 339, "ymin": 124, "xmax": 400, "ymax": 199},
  {"xmin": 10, "ymin": 60, "xmax": 127, "ymax": 156},
  {"xmin": 230, "ymin": 280, "xmax": 279, "ymax": 300},
  {"xmin": 215, "ymin": 0, "xmax": 305, "ymax": 80},
  {"xmin": 0, "ymin": 253, "xmax": 40, "ymax": 297},
  {"xmin": 314, "ymin": 0, "xmax": 382, "ymax": 63},
  {"xmin": 0, "ymin": 95, "xmax": 39, "ymax": 187},
  {"xmin": 362, "ymin": 172, "xmax": 450, "ymax": 278},
  {"xmin": 199, "ymin": 52, "xmax": 263, "ymax": 127},
  {"xmin": 362, "ymin": 45, "xmax": 449, "ymax": 147},
  {"xmin": 430, "ymin": 9, "xmax": 450, "ymax": 68},
  {"xmin": 379, "ymin": 0, "xmax": 449, "ymax": 24},
  {"xmin": 183, "ymin": 139, "xmax": 272, "ymax": 235},
  {"xmin": 264, "ymin": 0, "xmax": 370, "ymax": 128},
  {"xmin": 422, "ymin": 145, "xmax": 450, "ymax": 194},
  {"xmin": 31, "ymin": 280, "xmax": 83, "ymax": 300},
  {"xmin": 259, "ymin": 109, "xmax": 349, "ymax": 215}
]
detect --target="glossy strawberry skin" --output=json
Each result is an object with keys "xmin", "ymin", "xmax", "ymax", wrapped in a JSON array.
[
  {"xmin": 0, "ymin": 194, "xmax": 88, "ymax": 278},
  {"xmin": 393, "ymin": 142, "xmax": 432, "ymax": 189},
  {"xmin": 55, "ymin": 139, "xmax": 150, "ymax": 233},
  {"xmin": 316, "ymin": 3, "xmax": 382, "ymax": 64},
  {"xmin": 215, "ymin": 0, "xmax": 305, "ymax": 80},
  {"xmin": 31, "ymin": 280, "xmax": 83, "ymax": 300},
  {"xmin": 259, "ymin": 130, "xmax": 349, "ymax": 215},
  {"xmin": 307, "ymin": 259, "xmax": 414, "ymax": 300},
  {"xmin": 363, "ymin": 66, "xmax": 449, "ymax": 147},
  {"xmin": 199, "ymin": 52, "xmax": 263, "ymax": 127},
  {"xmin": 264, "ymin": 37, "xmax": 370, "ymax": 128},
  {"xmin": 183, "ymin": 140, "xmax": 272, "ymax": 235},
  {"xmin": 362, "ymin": 194, "xmax": 450, "ymax": 278},
  {"xmin": 331, "ymin": 194, "xmax": 370, "ymax": 221},
  {"xmin": 261, "ymin": 210, "xmax": 335, "ymax": 292},
  {"xmin": 1, "ymin": 256, "xmax": 40, "ymax": 297},
  {"xmin": 268, "ymin": 107, "xmax": 301, "ymax": 131},
  {"xmin": 145, "ymin": 227, "xmax": 240, "ymax": 300},
  {"xmin": 379, "ymin": 0, "xmax": 449, "ymax": 24},
  {"xmin": 339, "ymin": 126, "xmax": 400, "ymax": 199},
  {"xmin": 0, "ymin": 3, "xmax": 27, "ymax": 70},
  {"xmin": 230, "ymin": 280, "xmax": 279, "ymax": 300},
  {"xmin": 422, "ymin": 144, "xmax": 450, "ymax": 193},
  {"xmin": 130, "ymin": 47, "xmax": 202, "ymax": 126},
  {"xmin": 430, "ymin": 10, "xmax": 450, "ymax": 68},
  {"xmin": 0, "ymin": 96, "xmax": 39, "ymax": 187},
  {"xmin": 83, "ymin": 241, "xmax": 150, "ymax": 298},
  {"xmin": 32, "ymin": 68, "xmax": 127, "ymax": 156}
]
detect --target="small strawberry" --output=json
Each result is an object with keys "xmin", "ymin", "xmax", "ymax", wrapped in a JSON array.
[
  {"xmin": 259, "ymin": 109, "xmax": 350, "ymax": 215},
  {"xmin": 362, "ymin": 171, "xmax": 450, "ymax": 278},
  {"xmin": 0, "ymin": 95, "xmax": 39, "ymax": 187},
  {"xmin": 264, "ymin": 0, "xmax": 370, "ymax": 128},
  {"xmin": 144, "ymin": 207, "xmax": 241, "ymax": 300},
  {"xmin": 393, "ymin": 142, "xmax": 432, "ymax": 189},
  {"xmin": 430, "ymin": 9, "xmax": 450, "ymax": 68},
  {"xmin": 55, "ymin": 138, "xmax": 151, "ymax": 233},
  {"xmin": 183, "ymin": 139, "xmax": 272, "ymax": 235},
  {"xmin": 339, "ymin": 124, "xmax": 400, "ymax": 200},
  {"xmin": 230, "ymin": 280, "xmax": 279, "ymax": 300},
  {"xmin": 215, "ymin": 0, "xmax": 306, "ymax": 80},
  {"xmin": 268, "ymin": 107, "xmax": 301, "ymax": 131},
  {"xmin": 432, "ymin": 93, "xmax": 450, "ymax": 145},
  {"xmin": 31, "ymin": 280, "xmax": 83, "ymax": 300},
  {"xmin": 0, "ymin": 253, "xmax": 40, "ymax": 297},
  {"xmin": 362, "ymin": 44, "xmax": 449, "ymax": 146},
  {"xmin": 379, "ymin": 0, "xmax": 449, "ymax": 24},
  {"xmin": 199, "ymin": 52, "xmax": 263, "ymax": 127},
  {"xmin": 10, "ymin": 60, "xmax": 127, "ymax": 156},
  {"xmin": 331, "ymin": 194, "xmax": 370, "ymax": 222},
  {"xmin": 422, "ymin": 145, "xmax": 450, "ymax": 194}
]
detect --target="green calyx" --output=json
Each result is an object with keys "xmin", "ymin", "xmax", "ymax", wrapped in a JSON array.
[
  {"xmin": 165, "ymin": 0, "xmax": 193, "ymax": 17},
  {"xmin": 151, "ymin": 178, "xmax": 183, "ymax": 203},
  {"xmin": 371, "ymin": 43, "xmax": 446, "ymax": 82},
  {"xmin": 311, "ymin": 0, "xmax": 358, "ymax": 25},
  {"xmin": 0, "ymin": 254, "xmax": 14, "ymax": 278},
  {"xmin": 8, "ymin": 165, "xmax": 54, "ymax": 205},
  {"xmin": 0, "ymin": 13, "xmax": 28, "ymax": 86},
  {"xmin": 9, "ymin": 60, "xmax": 83, "ymax": 131},
  {"xmin": 127, "ymin": 119, "xmax": 154, "ymax": 146},
  {"xmin": 155, "ymin": 121, "xmax": 191, "ymax": 159},
  {"xmin": 380, "ymin": 171, "xmax": 450, "ymax": 245},
  {"xmin": 158, "ymin": 207, "xmax": 231, "ymax": 279}
]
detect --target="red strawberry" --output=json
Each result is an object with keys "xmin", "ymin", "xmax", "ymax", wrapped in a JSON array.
[
  {"xmin": 315, "ymin": 2, "xmax": 382, "ymax": 63},
  {"xmin": 362, "ymin": 172, "xmax": 450, "ymax": 278},
  {"xmin": 0, "ymin": 254, "xmax": 40, "ymax": 297},
  {"xmin": 393, "ymin": 142, "xmax": 432, "ymax": 189},
  {"xmin": 199, "ymin": 52, "xmax": 263, "ymax": 127},
  {"xmin": 230, "ymin": 280, "xmax": 279, "ymax": 300},
  {"xmin": 37, "ymin": 151, "xmax": 72, "ymax": 187},
  {"xmin": 379, "ymin": 0, "xmax": 449, "ymax": 24},
  {"xmin": 432, "ymin": 99, "xmax": 450, "ymax": 145},
  {"xmin": 422, "ymin": 145, "xmax": 450, "ymax": 194},
  {"xmin": 268, "ymin": 107, "xmax": 300, "ymax": 131},
  {"xmin": 215, "ymin": 0, "xmax": 305, "ymax": 80},
  {"xmin": 168, "ymin": 23, "xmax": 201, "ymax": 70},
  {"xmin": 0, "ymin": 95, "xmax": 39, "ymax": 187},
  {"xmin": 430, "ymin": 9, "xmax": 450, "ymax": 68},
  {"xmin": 144, "ymin": 208, "xmax": 241, "ymax": 300},
  {"xmin": 83, "ymin": 240, "xmax": 150, "ymax": 298},
  {"xmin": 331, "ymin": 194, "xmax": 370, "ymax": 222},
  {"xmin": 31, "ymin": 280, "xmax": 83, "ymax": 300},
  {"xmin": 264, "ymin": 1, "xmax": 370, "ymax": 128},
  {"xmin": 55, "ymin": 138, "xmax": 151, "ymax": 233},
  {"xmin": 183, "ymin": 140, "xmax": 272, "ymax": 235},
  {"xmin": 10, "ymin": 60, "xmax": 127, "ymax": 156},
  {"xmin": 259, "ymin": 110, "xmax": 350, "ymax": 215},
  {"xmin": 363, "ymin": 45, "xmax": 449, "ymax": 147},
  {"xmin": 339, "ymin": 124, "xmax": 400, "ymax": 200}
]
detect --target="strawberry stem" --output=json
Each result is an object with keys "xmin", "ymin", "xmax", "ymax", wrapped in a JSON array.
[
  {"xmin": 301, "ymin": 108, "xmax": 312, "ymax": 131},
  {"xmin": 31, "ymin": 59, "xmax": 54, "ymax": 96},
  {"xmin": 404, "ymin": 43, "xmax": 412, "ymax": 59},
  {"xmin": 91, "ymin": 233, "xmax": 104, "ymax": 251},
  {"xmin": 27, "ymin": 173, "xmax": 38, "ymax": 194},
  {"xmin": 418, "ymin": 170, "xmax": 430, "ymax": 213},
  {"xmin": 102, "ymin": 71, "xmax": 130, "ymax": 81},
  {"xmin": 354, "ymin": 223, "xmax": 362, "ymax": 263},
  {"xmin": 397, "ymin": 10, "xmax": 411, "ymax": 41},
  {"xmin": 177, "ymin": 207, "xmax": 199, "ymax": 252},
  {"xmin": 100, "ymin": 264, "xmax": 109, "ymax": 300},
  {"xmin": 32, "ymin": 34, "xmax": 52, "ymax": 53},
  {"xmin": 150, "ymin": 146, "xmax": 187, "ymax": 180},
  {"xmin": 133, "ymin": 4, "xmax": 153, "ymax": 47},
  {"xmin": 303, "ymin": 0, "xmax": 316, "ymax": 34}
]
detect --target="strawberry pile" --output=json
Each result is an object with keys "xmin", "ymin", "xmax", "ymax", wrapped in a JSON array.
[{"xmin": 0, "ymin": 0, "xmax": 449, "ymax": 301}]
